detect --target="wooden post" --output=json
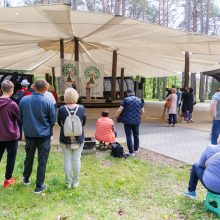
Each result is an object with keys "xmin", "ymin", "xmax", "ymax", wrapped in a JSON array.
[
  {"xmin": 111, "ymin": 50, "xmax": 117, "ymax": 100},
  {"xmin": 52, "ymin": 67, "xmax": 56, "ymax": 91},
  {"xmin": 74, "ymin": 37, "xmax": 79, "ymax": 62},
  {"xmin": 45, "ymin": 73, "xmax": 52, "ymax": 84},
  {"xmin": 120, "ymin": 68, "xmax": 124, "ymax": 99},
  {"xmin": 74, "ymin": 37, "xmax": 80, "ymax": 93},
  {"xmin": 184, "ymin": 51, "xmax": 190, "ymax": 89},
  {"xmin": 60, "ymin": 39, "xmax": 64, "ymax": 99}
]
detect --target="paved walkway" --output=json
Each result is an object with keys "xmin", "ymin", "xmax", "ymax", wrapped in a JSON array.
[{"xmin": 51, "ymin": 101, "xmax": 212, "ymax": 164}]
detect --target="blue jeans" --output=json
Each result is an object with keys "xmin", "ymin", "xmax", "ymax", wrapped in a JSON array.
[
  {"xmin": 188, "ymin": 163, "xmax": 205, "ymax": 192},
  {"xmin": 124, "ymin": 124, "xmax": 139, "ymax": 154},
  {"xmin": 188, "ymin": 163, "xmax": 218, "ymax": 193},
  {"xmin": 185, "ymin": 111, "xmax": 192, "ymax": 121},
  {"xmin": 211, "ymin": 119, "xmax": 220, "ymax": 145},
  {"xmin": 168, "ymin": 114, "xmax": 176, "ymax": 125}
]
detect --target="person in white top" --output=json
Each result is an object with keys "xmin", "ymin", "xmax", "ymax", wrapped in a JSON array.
[
  {"xmin": 166, "ymin": 88, "xmax": 177, "ymax": 127},
  {"xmin": 44, "ymin": 83, "xmax": 56, "ymax": 141},
  {"xmin": 44, "ymin": 89, "xmax": 56, "ymax": 105}
]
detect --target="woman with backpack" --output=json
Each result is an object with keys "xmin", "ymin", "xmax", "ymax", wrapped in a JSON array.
[{"xmin": 57, "ymin": 88, "xmax": 86, "ymax": 189}]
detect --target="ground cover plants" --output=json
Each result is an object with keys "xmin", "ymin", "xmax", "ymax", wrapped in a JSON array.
[{"xmin": 0, "ymin": 146, "xmax": 218, "ymax": 220}]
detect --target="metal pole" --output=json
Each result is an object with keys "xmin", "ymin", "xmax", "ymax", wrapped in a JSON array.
[
  {"xmin": 120, "ymin": 68, "xmax": 124, "ymax": 99},
  {"xmin": 111, "ymin": 50, "xmax": 117, "ymax": 100}
]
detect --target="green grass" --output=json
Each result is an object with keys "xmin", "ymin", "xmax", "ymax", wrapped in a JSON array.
[{"xmin": 0, "ymin": 147, "xmax": 219, "ymax": 220}]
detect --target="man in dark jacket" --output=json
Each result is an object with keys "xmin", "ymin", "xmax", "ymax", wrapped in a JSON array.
[
  {"xmin": 0, "ymin": 80, "xmax": 19, "ymax": 188},
  {"xmin": 115, "ymin": 89, "xmax": 144, "ymax": 156},
  {"xmin": 19, "ymin": 78, "xmax": 56, "ymax": 194}
]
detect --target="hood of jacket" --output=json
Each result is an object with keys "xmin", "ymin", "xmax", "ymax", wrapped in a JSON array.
[{"xmin": 0, "ymin": 97, "xmax": 13, "ymax": 108}]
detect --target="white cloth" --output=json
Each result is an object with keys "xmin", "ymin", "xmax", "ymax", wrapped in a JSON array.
[
  {"xmin": 44, "ymin": 91, "xmax": 56, "ymax": 105},
  {"xmin": 167, "ymin": 94, "xmax": 177, "ymax": 114},
  {"xmin": 63, "ymin": 142, "xmax": 84, "ymax": 186}
]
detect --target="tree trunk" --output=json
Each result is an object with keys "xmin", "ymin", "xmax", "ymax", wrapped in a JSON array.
[
  {"xmin": 185, "ymin": 0, "xmax": 191, "ymax": 31},
  {"xmin": 182, "ymin": 72, "xmax": 185, "ymax": 88},
  {"xmin": 115, "ymin": 0, "xmax": 121, "ymax": 15},
  {"xmin": 200, "ymin": 0, "xmax": 204, "ymax": 33},
  {"xmin": 199, "ymin": 73, "xmax": 205, "ymax": 102},
  {"xmin": 71, "ymin": 0, "xmax": 77, "ymax": 10},
  {"xmin": 205, "ymin": 75, "xmax": 209, "ymax": 99},
  {"xmin": 152, "ymin": 78, "xmax": 156, "ymax": 99},
  {"xmin": 205, "ymin": 0, "xmax": 210, "ymax": 34},
  {"xmin": 191, "ymin": 73, "xmax": 197, "ymax": 99},
  {"xmin": 156, "ymin": 78, "xmax": 160, "ymax": 99},
  {"xmin": 122, "ymin": 0, "xmax": 126, "ymax": 16},
  {"xmin": 162, "ymin": 77, "xmax": 167, "ymax": 100},
  {"xmin": 192, "ymin": 0, "xmax": 197, "ymax": 32}
]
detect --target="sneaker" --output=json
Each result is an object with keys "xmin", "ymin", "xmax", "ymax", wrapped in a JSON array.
[
  {"xmin": 22, "ymin": 177, "xmax": 30, "ymax": 186},
  {"xmin": 34, "ymin": 184, "xmax": 47, "ymax": 194},
  {"xmin": 172, "ymin": 124, "xmax": 175, "ymax": 127},
  {"xmin": 126, "ymin": 152, "xmax": 135, "ymax": 157},
  {"xmin": 67, "ymin": 183, "xmax": 72, "ymax": 189},
  {"xmin": 184, "ymin": 190, "xmax": 196, "ymax": 199},
  {"xmin": 73, "ymin": 182, "xmax": 79, "ymax": 188},
  {"xmin": 3, "ymin": 178, "xmax": 15, "ymax": 188},
  {"xmin": 134, "ymin": 149, "xmax": 139, "ymax": 153}
]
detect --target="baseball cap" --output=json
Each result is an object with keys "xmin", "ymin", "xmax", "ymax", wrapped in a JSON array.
[{"xmin": 21, "ymin": 79, "xmax": 30, "ymax": 86}]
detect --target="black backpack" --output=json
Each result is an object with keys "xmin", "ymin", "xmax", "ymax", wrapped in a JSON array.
[
  {"xmin": 111, "ymin": 142, "xmax": 127, "ymax": 158},
  {"xmin": 12, "ymin": 90, "xmax": 27, "ymax": 105}
]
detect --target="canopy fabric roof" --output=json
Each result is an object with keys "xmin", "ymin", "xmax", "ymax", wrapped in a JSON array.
[
  {"xmin": 203, "ymin": 69, "xmax": 220, "ymax": 82},
  {"xmin": 0, "ymin": 4, "xmax": 220, "ymax": 77}
]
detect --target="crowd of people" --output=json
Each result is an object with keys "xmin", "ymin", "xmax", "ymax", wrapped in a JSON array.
[
  {"xmin": 165, "ymin": 86, "xmax": 196, "ymax": 126},
  {"xmin": 0, "ymin": 78, "xmax": 144, "ymax": 194},
  {"xmin": 2, "ymin": 76, "xmax": 220, "ymax": 206}
]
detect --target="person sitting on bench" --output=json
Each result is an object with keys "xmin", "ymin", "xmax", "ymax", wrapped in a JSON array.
[
  {"xmin": 95, "ymin": 110, "xmax": 116, "ymax": 148},
  {"xmin": 184, "ymin": 136, "xmax": 220, "ymax": 199}
]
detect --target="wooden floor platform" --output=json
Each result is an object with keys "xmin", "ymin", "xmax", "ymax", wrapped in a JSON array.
[{"xmin": 57, "ymin": 99, "xmax": 121, "ymax": 108}]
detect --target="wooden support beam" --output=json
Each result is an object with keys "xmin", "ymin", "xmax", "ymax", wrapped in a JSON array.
[
  {"xmin": 184, "ymin": 51, "xmax": 190, "ymax": 89},
  {"xmin": 111, "ymin": 50, "xmax": 117, "ymax": 100},
  {"xmin": 120, "ymin": 68, "xmax": 124, "ymax": 99},
  {"xmin": 60, "ymin": 39, "xmax": 64, "ymax": 99},
  {"xmin": 74, "ymin": 37, "xmax": 79, "ymax": 62},
  {"xmin": 52, "ymin": 67, "xmax": 56, "ymax": 91}
]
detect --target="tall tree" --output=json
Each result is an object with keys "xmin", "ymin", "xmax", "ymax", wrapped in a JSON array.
[
  {"xmin": 185, "ymin": 0, "xmax": 191, "ymax": 31},
  {"xmin": 115, "ymin": 0, "xmax": 121, "ymax": 15}
]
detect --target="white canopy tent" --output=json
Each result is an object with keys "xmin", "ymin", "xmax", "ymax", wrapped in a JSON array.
[{"xmin": 0, "ymin": 4, "xmax": 220, "ymax": 77}]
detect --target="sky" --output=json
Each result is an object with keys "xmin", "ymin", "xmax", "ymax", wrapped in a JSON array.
[{"xmin": 215, "ymin": 0, "xmax": 220, "ymax": 8}]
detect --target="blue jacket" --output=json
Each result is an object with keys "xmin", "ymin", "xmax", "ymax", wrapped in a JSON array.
[
  {"xmin": 19, "ymin": 92, "xmax": 56, "ymax": 139},
  {"xmin": 118, "ymin": 95, "xmax": 144, "ymax": 125},
  {"xmin": 58, "ymin": 105, "xmax": 86, "ymax": 144},
  {"xmin": 199, "ymin": 145, "xmax": 220, "ymax": 193}
]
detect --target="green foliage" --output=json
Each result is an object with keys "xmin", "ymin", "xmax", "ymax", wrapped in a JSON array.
[
  {"xmin": 0, "ymin": 147, "xmax": 218, "ymax": 219},
  {"xmin": 62, "ymin": 63, "xmax": 77, "ymax": 77},
  {"xmin": 84, "ymin": 66, "xmax": 100, "ymax": 79},
  {"xmin": 144, "ymin": 76, "xmax": 181, "ymax": 99}
]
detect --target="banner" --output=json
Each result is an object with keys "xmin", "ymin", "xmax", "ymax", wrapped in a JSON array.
[
  {"xmin": 61, "ymin": 60, "xmax": 79, "ymax": 91},
  {"xmin": 80, "ymin": 63, "xmax": 104, "ymax": 98}
]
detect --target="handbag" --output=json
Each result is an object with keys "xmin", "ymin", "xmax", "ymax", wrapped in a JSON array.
[{"xmin": 164, "ymin": 99, "xmax": 171, "ymax": 108}]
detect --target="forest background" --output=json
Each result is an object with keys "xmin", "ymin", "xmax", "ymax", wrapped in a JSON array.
[{"xmin": 1, "ymin": 0, "xmax": 220, "ymax": 101}]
